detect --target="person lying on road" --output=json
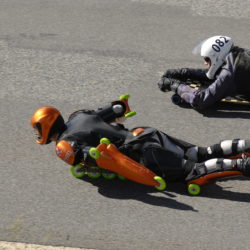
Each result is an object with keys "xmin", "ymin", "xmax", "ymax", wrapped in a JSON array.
[
  {"xmin": 158, "ymin": 35, "xmax": 250, "ymax": 109},
  {"xmin": 30, "ymin": 95, "xmax": 250, "ymax": 189}
]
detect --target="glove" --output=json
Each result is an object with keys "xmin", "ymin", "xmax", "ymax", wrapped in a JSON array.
[
  {"xmin": 163, "ymin": 68, "xmax": 190, "ymax": 81},
  {"xmin": 164, "ymin": 68, "xmax": 210, "ymax": 82},
  {"xmin": 157, "ymin": 77, "xmax": 181, "ymax": 92}
]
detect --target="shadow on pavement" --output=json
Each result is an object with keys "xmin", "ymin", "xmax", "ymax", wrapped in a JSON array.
[
  {"xmin": 80, "ymin": 177, "xmax": 198, "ymax": 212},
  {"xmin": 197, "ymin": 103, "xmax": 250, "ymax": 119},
  {"xmin": 172, "ymin": 100, "xmax": 250, "ymax": 119},
  {"xmin": 167, "ymin": 177, "xmax": 250, "ymax": 203},
  {"xmin": 81, "ymin": 176, "xmax": 250, "ymax": 208},
  {"xmin": 199, "ymin": 177, "xmax": 250, "ymax": 202}
]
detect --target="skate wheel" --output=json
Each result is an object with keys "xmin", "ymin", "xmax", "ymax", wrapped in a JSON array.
[
  {"xmin": 118, "ymin": 175, "xmax": 127, "ymax": 180},
  {"xmin": 87, "ymin": 167, "xmax": 101, "ymax": 179},
  {"xmin": 171, "ymin": 94, "xmax": 182, "ymax": 105},
  {"xmin": 188, "ymin": 183, "xmax": 201, "ymax": 196},
  {"xmin": 119, "ymin": 94, "xmax": 130, "ymax": 100},
  {"xmin": 89, "ymin": 147, "xmax": 100, "ymax": 160},
  {"xmin": 100, "ymin": 138, "xmax": 111, "ymax": 145},
  {"xmin": 154, "ymin": 176, "xmax": 166, "ymax": 191},
  {"xmin": 70, "ymin": 164, "xmax": 85, "ymax": 178},
  {"xmin": 102, "ymin": 172, "xmax": 117, "ymax": 180}
]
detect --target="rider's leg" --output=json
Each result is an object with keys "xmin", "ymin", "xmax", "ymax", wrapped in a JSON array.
[
  {"xmin": 185, "ymin": 157, "xmax": 250, "ymax": 181},
  {"xmin": 142, "ymin": 143, "xmax": 193, "ymax": 182},
  {"xmin": 185, "ymin": 139, "xmax": 250, "ymax": 162}
]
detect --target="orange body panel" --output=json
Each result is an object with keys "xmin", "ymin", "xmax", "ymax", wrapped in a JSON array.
[
  {"xmin": 132, "ymin": 128, "xmax": 145, "ymax": 136},
  {"xmin": 95, "ymin": 143, "xmax": 159, "ymax": 187},
  {"xmin": 188, "ymin": 171, "xmax": 243, "ymax": 186},
  {"xmin": 56, "ymin": 140, "xmax": 75, "ymax": 165}
]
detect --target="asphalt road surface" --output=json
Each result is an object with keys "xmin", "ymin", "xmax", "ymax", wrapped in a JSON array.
[{"xmin": 1, "ymin": 1, "xmax": 250, "ymax": 250}]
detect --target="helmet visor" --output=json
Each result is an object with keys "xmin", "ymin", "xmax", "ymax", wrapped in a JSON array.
[
  {"xmin": 204, "ymin": 57, "xmax": 210, "ymax": 63},
  {"xmin": 33, "ymin": 127, "xmax": 42, "ymax": 141},
  {"xmin": 192, "ymin": 39, "xmax": 207, "ymax": 55}
]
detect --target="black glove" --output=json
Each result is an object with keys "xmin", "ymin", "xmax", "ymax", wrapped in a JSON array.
[
  {"xmin": 163, "ymin": 68, "xmax": 209, "ymax": 82},
  {"xmin": 163, "ymin": 68, "xmax": 190, "ymax": 81},
  {"xmin": 158, "ymin": 77, "xmax": 181, "ymax": 92}
]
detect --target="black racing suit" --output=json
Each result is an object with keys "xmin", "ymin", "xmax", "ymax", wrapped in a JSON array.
[{"xmin": 56, "ymin": 102, "xmax": 250, "ymax": 182}]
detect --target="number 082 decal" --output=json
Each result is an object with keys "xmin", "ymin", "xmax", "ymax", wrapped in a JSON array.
[{"xmin": 212, "ymin": 36, "xmax": 229, "ymax": 52}]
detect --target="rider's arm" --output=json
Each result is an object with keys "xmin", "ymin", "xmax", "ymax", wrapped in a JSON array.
[
  {"xmin": 95, "ymin": 100, "xmax": 127, "ymax": 123},
  {"xmin": 177, "ymin": 55, "xmax": 237, "ymax": 109},
  {"xmin": 177, "ymin": 71, "xmax": 234, "ymax": 109},
  {"xmin": 162, "ymin": 68, "xmax": 210, "ymax": 82}
]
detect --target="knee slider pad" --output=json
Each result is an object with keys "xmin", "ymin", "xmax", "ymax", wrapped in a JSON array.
[
  {"xmin": 191, "ymin": 159, "xmax": 223, "ymax": 180},
  {"xmin": 185, "ymin": 162, "xmax": 207, "ymax": 181}
]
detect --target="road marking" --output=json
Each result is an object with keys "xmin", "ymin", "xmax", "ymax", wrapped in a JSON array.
[{"xmin": 0, "ymin": 241, "xmax": 95, "ymax": 250}]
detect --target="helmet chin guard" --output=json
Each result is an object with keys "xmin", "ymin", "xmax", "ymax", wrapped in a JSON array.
[{"xmin": 193, "ymin": 36, "xmax": 234, "ymax": 79}]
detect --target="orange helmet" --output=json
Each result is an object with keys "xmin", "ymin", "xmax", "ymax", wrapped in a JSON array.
[{"xmin": 30, "ymin": 106, "xmax": 65, "ymax": 144}]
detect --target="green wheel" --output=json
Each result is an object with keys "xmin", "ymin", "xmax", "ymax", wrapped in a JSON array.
[
  {"xmin": 119, "ymin": 94, "xmax": 130, "ymax": 100},
  {"xmin": 188, "ymin": 183, "xmax": 201, "ymax": 196},
  {"xmin": 89, "ymin": 147, "xmax": 100, "ymax": 160},
  {"xmin": 154, "ymin": 176, "xmax": 166, "ymax": 191},
  {"xmin": 118, "ymin": 175, "xmax": 127, "ymax": 180},
  {"xmin": 70, "ymin": 164, "xmax": 85, "ymax": 178},
  {"xmin": 87, "ymin": 167, "xmax": 101, "ymax": 179},
  {"xmin": 125, "ymin": 111, "xmax": 136, "ymax": 118},
  {"xmin": 100, "ymin": 138, "xmax": 110, "ymax": 145},
  {"xmin": 102, "ymin": 172, "xmax": 117, "ymax": 180}
]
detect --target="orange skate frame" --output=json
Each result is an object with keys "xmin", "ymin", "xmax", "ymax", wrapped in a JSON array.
[{"xmin": 89, "ymin": 138, "xmax": 166, "ymax": 191}]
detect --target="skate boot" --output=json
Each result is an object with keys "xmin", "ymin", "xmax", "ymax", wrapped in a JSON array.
[{"xmin": 185, "ymin": 159, "xmax": 244, "ymax": 196}]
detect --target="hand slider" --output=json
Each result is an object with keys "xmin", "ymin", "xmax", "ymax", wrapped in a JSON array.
[{"xmin": 119, "ymin": 94, "xmax": 136, "ymax": 118}]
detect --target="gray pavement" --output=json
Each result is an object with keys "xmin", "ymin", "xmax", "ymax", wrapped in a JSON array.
[
  {"xmin": 0, "ymin": 1, "xmax": 250, "ymax": 250},
  {"xmin": 0, "ymin": 241, "xmax": 91, "ymax": 250}
]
